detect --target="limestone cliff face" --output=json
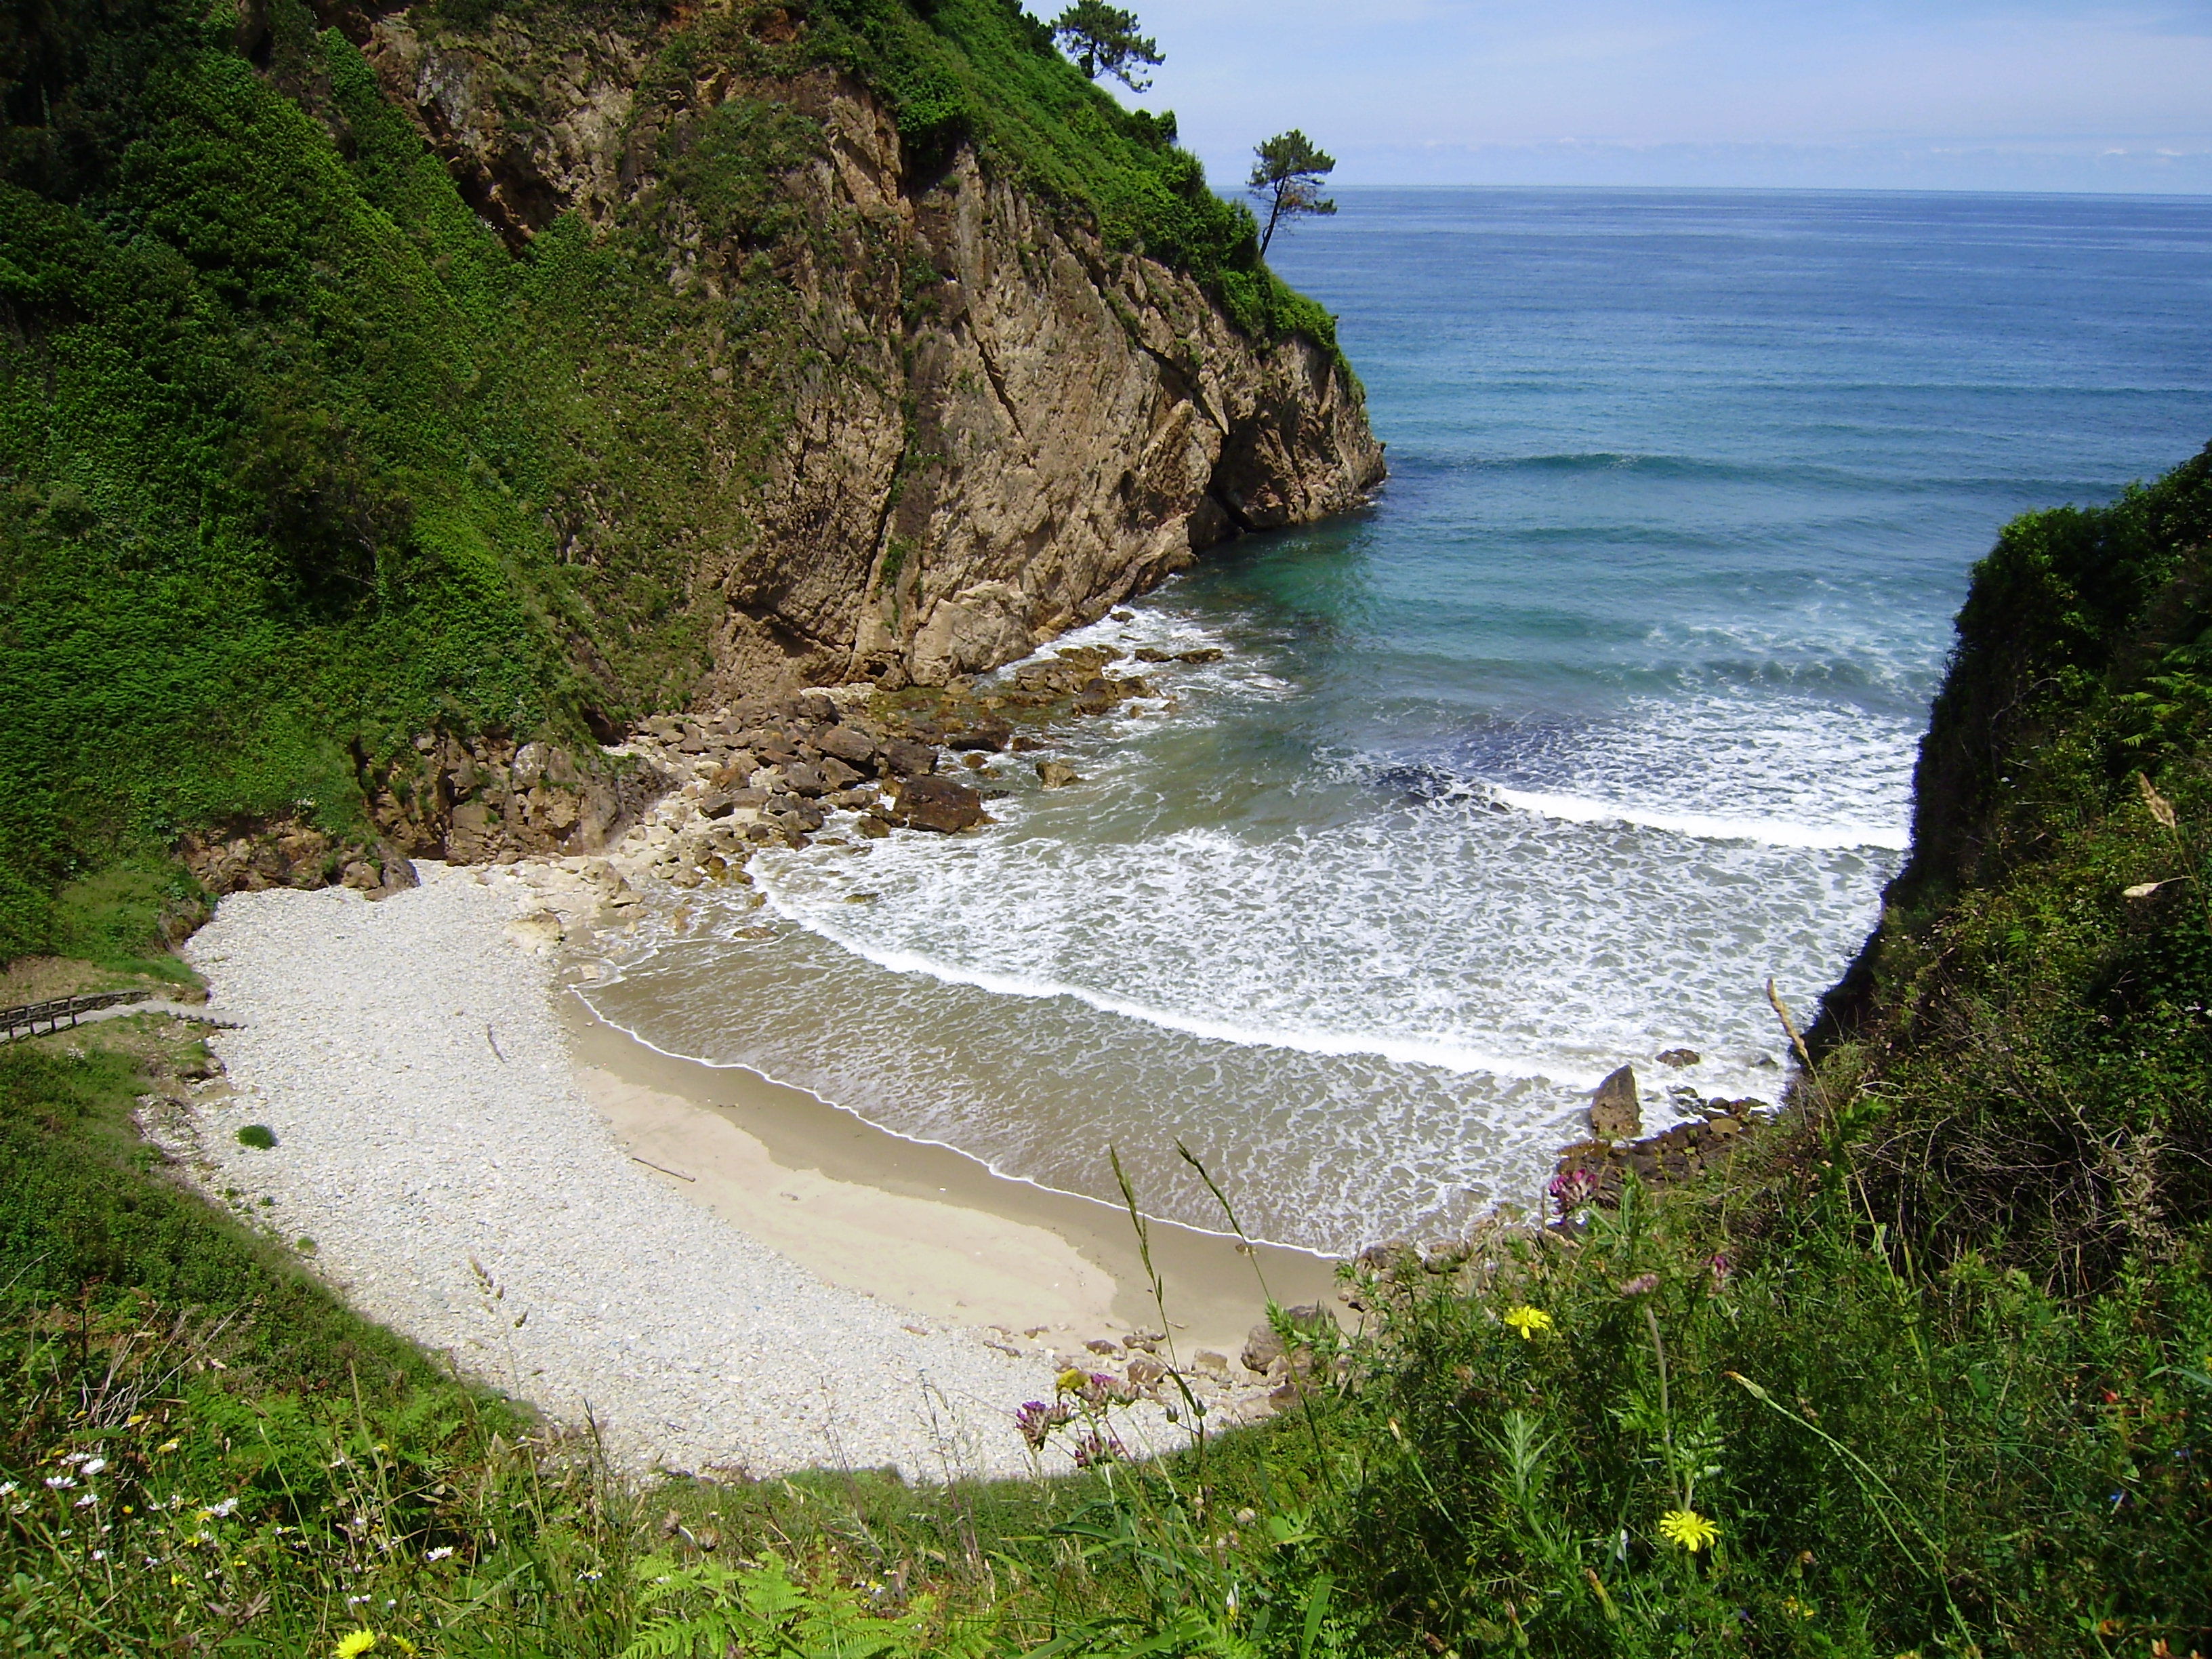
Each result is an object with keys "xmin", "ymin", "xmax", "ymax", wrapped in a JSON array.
[{"xmin": 352, "ymin": 12, "xmax": 1385, "ymax": 696}]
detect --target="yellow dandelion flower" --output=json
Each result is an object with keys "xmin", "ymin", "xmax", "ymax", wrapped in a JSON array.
[
  {"xmin": 1658, "ymin": 1508, "xmax": 1719, "ymax": 1552},
  {"xmin": 333, "ymin": 1631, "xmax": 378, "ymax": 1658},
  {"xmin": 1055, "ymin": 1367, "xmax": 1088, "ymax": 1393},
  {"xmin": 1501, "ymin": 1305, "xmax": 1554, "ymax": 1340}
]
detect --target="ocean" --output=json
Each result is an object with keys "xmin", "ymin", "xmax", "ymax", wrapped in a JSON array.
[{"xmin": 581, "ymin": 188, "xmax": 2212, "ymax": 1256}]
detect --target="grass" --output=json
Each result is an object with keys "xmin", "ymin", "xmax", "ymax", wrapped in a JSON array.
[{"xmin": 5, "ymin": 967, "xmax": 2212, "ymax": 1654}]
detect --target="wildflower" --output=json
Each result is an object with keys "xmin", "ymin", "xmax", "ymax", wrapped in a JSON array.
[
  {"xmin": 1054, "ymin": 1367, "xmax": 1088, "ymax": 1393},
  {"xmin": 334, "ymin": 1633, "xmax": 379, "ymax": 1658},
  {"xmin": 0, "ymin": 1483, "xmax": 16, "ymax": 1497},
  {"xmin": 1618, "ymin": 1273, "xmax": 1660, "ymax": 1296},
  {"xmin": 425, "ymin": 1546, "xmax": 455, "ymax": 1561},
  {"xmin": 1780, "ymin": 1596, "xmax": 1814, "ymax": 1620},
  {"xmin": 1013, "ymin": 1400, "xmax": 1072, "ymax": 1451},
  {"xmin": 1502, "ymin": 1305, "xmax": 1554, "ymax": 1340},
  {"xmin": 81, "ymin": 1458, "xmax": 106, "ymax": 1477},
  {"xmin": 1658, "ymin": 1508, "xmax": 1719, "ymax": 1552},
  {"xmin": 1071, "ymin": 1429, "xmax": 1124, "ymax": 1469},
  {"xmin": 1547, "ymin": 1166, "xmax": 1599, "ymax": 1215},
  {"xmin": 45, "ymin": 1476, "xmax": 76, "ymax": 1490},
  {"xmin": 1072, "ymin": 1370, "xmax": 1131, "ymax": 1409},
  {"xmin": 155, "ymin": 1440, "xmax": 181, "ymax": 1455}
]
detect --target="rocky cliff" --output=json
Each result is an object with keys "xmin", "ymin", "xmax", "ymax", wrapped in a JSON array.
[
  {"xmin": 0, "ymin": 0, "xmax": 1382, "ymax": 950},
  {"xmin": 351, "ymin": 5, "xmax": 1384, "ymax": 695}
]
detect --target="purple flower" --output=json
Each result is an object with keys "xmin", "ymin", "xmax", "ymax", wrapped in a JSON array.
[
  {"xmin": 1548, "ymin": 1167, "xmax": 1599, "ymax": 1215},
  {"xmin": 1014, "ymin": 1400, "xmax": 1071, "ymax": 1451},
  {"xmin": 1073, "ymin": 1372, "xmax": 1132, "ymax": 1410},
  {"xmin": 1707, "ymin": 1251, "xmax": 1734, "ymax": 1284},
  {"xmin": 1071, "ymin": 1429, "xmax": 1124, "ymax": 1469},
  {"xmin": 1618, "ymin": 1273, "xmax": 1660, "ymax": 1297}
]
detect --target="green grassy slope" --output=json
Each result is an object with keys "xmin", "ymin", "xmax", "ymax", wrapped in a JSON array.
[{"xmin": 1820, "ymin": 441, "xmax": 2212, "ymax": 1285}]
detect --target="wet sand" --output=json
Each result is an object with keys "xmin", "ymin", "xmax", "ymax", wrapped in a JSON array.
[{"xmin": 563, "ymin": 992, "xmax": 1343, "ymax": 1361}]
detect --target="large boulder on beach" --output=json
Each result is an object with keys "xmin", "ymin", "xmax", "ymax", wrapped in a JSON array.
[
  {"xmin": 946, "ymin": 714, "xmax": 1013, "ymax": 752},
  {"xmin": 1242, "ymin": 1304, "xmax": 1334, "ymax": 1376},
  {"xmin": 1590, "ymin": 1065, "xmax": 1641, "ymax": 1141},
  {"xmin": 892, "ymin": 775, "xmax": 985, "ymax": 833},
  {"xmin": 817, "ymin": 725, "xmax": 878, "ymax": 769},
  {"xmin": 880, "ymin": 737, "xmax": 939, "ymax": 777},
  {"xmin": 815, "ymin": 756, "xmax": 863, "ymax": 791}
]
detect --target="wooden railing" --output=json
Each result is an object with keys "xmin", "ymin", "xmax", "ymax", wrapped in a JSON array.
[{"xmin": 1, "ymin": 990, "xmax": 155, "ymax": 1042}]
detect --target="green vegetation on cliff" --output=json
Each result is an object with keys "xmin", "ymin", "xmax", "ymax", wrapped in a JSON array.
[
  {"xmin": 0, "ymin": 0, "xmax": 1336, "ymax": 962},
  {"xmin": 1821, "ymin": 442, "xmax": 2212, "ymax": 1286},
  {"xmin": 805, "ymin": 0, "xmax": 1335, "ymax": 348}
]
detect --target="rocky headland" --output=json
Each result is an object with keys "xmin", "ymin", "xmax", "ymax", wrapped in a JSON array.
[{"xmin": 346, "ymin": 3, "xmax": 1385, "ymax": 697}]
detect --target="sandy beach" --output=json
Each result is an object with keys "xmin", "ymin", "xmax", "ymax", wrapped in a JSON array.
[
  {"xmin": 567, "ymin": 1004, "xmax": 1342, "ymax": 1356},
  {"xmin": 169, "ymin": 858, "xmax": 1330, "ymax": 1479}
]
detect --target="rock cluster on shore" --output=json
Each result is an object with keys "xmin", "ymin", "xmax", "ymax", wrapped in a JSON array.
[
  {"xmin": 180, "ymin": 819, "xmax": 417, "ymax": 904},
  {"xmin": 1549, "ymin": 1062, "xmax": 1773, "ymax": 1218},
  {"xmin": 362, "ymin": 732, "xmax": 667, "ymax": 865},
  {"xmin": 480, "ymin": 638, "xmax": 1202, "ymax": 934}
]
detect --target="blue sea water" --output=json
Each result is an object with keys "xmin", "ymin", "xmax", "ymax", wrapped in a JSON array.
[{"xmin": 587, "ymin": 189, "xmax": 2212, "ymax": 1254}]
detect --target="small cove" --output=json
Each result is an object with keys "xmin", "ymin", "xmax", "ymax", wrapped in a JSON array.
[{"xmin": 583, "ymin": 187, "xmax": 2212, "ymax": 1256}]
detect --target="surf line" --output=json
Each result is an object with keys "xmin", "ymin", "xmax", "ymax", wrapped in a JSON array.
[{"xmin": 739, "ymin": 881, "xmax": 1605, "ymax": 1086}]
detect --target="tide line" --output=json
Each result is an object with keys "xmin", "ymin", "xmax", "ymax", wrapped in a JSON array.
[{"xmin": 567, "ymin": 990, "xmax": 1343, "ymax": 1260}]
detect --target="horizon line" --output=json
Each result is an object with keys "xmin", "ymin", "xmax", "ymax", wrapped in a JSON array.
[{"xmin": 1271, "ymin": 182, "xmax": 2212, "ymax": 201}]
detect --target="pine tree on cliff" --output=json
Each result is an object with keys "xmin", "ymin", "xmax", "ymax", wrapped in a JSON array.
[
  {"xmin": 1248, "ymin": 130, "xmax": 1338, "ymax": 256},
  {"xmin": 1052, "ymin": 2, "xmax": 1163, "ymax": 91}
]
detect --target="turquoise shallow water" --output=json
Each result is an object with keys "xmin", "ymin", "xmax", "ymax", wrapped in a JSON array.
[{"xmin": 586, "ymin": 188, "xmax": 2212, "ymax": 1254}]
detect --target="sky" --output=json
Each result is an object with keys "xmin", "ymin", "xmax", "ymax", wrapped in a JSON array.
[{"xmin": 1083, "ymin": 0, "xmax": 2212, "ymax": 193}]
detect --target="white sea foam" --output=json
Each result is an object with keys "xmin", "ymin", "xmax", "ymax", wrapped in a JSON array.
[
  {"xmin": 745, "ymin": 886, "xmax": 1597, "ymax": 1083},
  {"xmin": 598, "ymin": 590, "xmax": 1912, "ymax": 1252},
  {"xmin": 1487, "ymin": 786, "xmax": 1908, "ymax": 851}
]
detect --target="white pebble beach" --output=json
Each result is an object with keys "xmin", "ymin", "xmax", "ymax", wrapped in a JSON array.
[{"xmin": 176, "ymin": 862, "xmax": 1108, "ymax": 1480}]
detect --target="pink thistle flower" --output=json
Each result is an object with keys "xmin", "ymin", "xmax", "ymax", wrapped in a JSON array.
[
  {"xmin": 1548, "ymin": 1166, "xmax": 1599, "ymax": 1216},
  {"xmin": 1071, "ymin": 1429, "xmax": 1124, "ymax": 1469}
]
